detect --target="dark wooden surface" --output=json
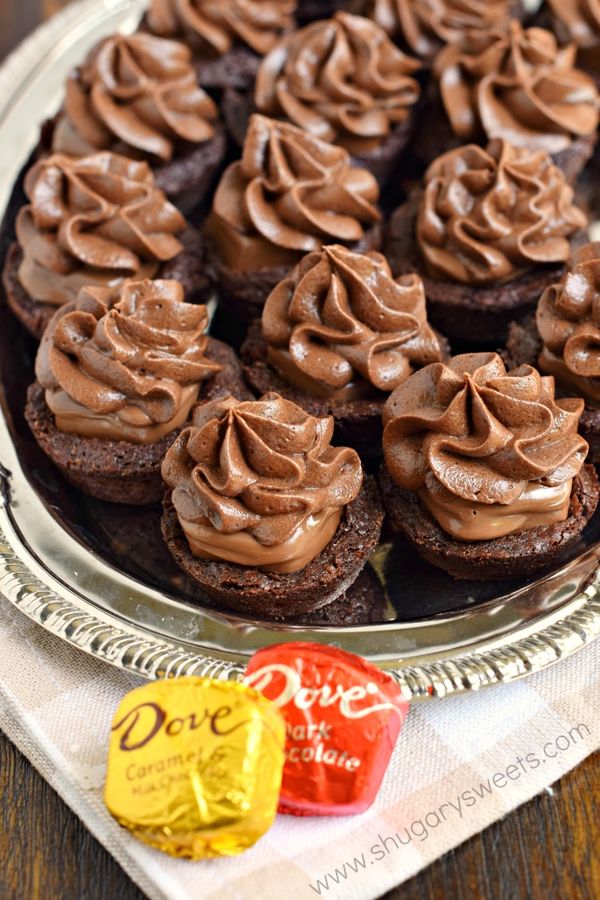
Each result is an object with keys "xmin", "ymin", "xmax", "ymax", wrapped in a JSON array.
[{"xmin": 1, "ymin": 4, "xmax": 599, "ymax": 899}]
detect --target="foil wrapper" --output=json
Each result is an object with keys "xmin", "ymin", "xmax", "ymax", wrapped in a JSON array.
[
  {"xmin": 245, "ymin": 642, "xmax": 409, "ymax": 816},
  {"xmin": 104, "ymin": 676, "xmax": 285, "ymax": 858}
]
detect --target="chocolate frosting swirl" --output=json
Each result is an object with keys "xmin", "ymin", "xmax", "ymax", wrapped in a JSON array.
[
  {"xmin": 52, "ymin": 32, "xmax": 218, "ymax": 162},
  {"xmin": 17, "ymin": 152, "xmax": 186, "ymax": 305},
  {"xmin": 262, "ymin": 244, "xmax": 444, "ymax": 394},
  {"xmin": 537, "ymin": 242, "xmax": 600, "ymax": 385},
  {"xmin": 161, "ymin": 393, "xmax": 363, "ymax": 545},
  {"xmin": 146, "ymin": 0, "xmax": 295, "ymax": 56},
  {"xmin": 208, "ymin": 115, "xmax": 380, "ymax": 268},
  {"xmin": 417, "ymin": 140, "xmax": 587, "ymax": 285},
  {"xmin": 383, "ymin": 352, "xmax": 587, "ymax": 504},
  {"xmin": 254, "ymin": 13, "xmax": 420, "ymax": 154},
  {"xmin": 548, "ymin": 0, "xmax": 600, "ymax": 50},
  {"xmin": 434, "ymin": 20, "xmax": 599, "ymax": 154},
  {"xmin": 364, "ymin": 0, "xmax": 512, "ymax": 59},
  {"xmin": 36, "ymin": 279, "xmax": 220, "ymax": 433}
]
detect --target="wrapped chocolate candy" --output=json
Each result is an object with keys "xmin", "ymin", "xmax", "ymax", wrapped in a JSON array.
[
  {"xmin": 245, "ymin": 643, "xmax": 409, "ymax": 816},
  {"xmin": 104, "ymin": 677, "xmax": 285, "ymax": 858}
]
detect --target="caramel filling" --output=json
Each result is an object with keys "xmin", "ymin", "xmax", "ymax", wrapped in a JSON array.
[
  {"xmin": 419, "ymin": 480, "xmax": 573, "ymax": 542},
  {"xmin": 19, "ymin": 256, "xmax": 159, "ymax": 307},
  {"xmin": 204, "ymin": 211, "xmax": 300, "ymax": 272},
  {"xmin": 45, "ymin": 384, "xmax": 199, "ymax": 443},
  {"xmin": 178, "ymin": 506, "xmax": 342, "ymax": 574},
  {"xmin": 266, "ymin": 346, "xmax": 374, "ymax": 401},
  {"xmin": 538, "ymin": 347, "xmax": 600, "ymax": 408}
]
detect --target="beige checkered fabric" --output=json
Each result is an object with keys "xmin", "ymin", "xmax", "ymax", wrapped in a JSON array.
[{"xmin": 0, "ymin": 595, "xmax": 598, "ymax": 900}]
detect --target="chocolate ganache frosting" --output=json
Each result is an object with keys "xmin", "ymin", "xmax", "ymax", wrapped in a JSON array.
[
  {"xmin": 364, "ymin": 0, "xmax": 512, "ymax": 59},
  {"xmin": 537, "ymin": 243, "xmax": 600, "ymax": 406},
  {"xmin": 146, "ymin": 0, "xmax": 295, "ymax": 56},
  {"xmin": 417, "ymin": 140, "xmax": 587, "ymax": 285},
  {"xmin": 52, "ymin": 32, "xmax": 218, "ymax": 162},
  {"xmin": 206, "ymin": 114, "xmax": 380, "ymax": 270},
  {"xmin": 434, "ymin": 20, "xmax": 599, "ymax": 154},
  {"xmin": 161, "ymin": 392, "xmax": 363, "ymax": 572},
  {"xmin": 262, "ymin": 244, "xmax": 444, "ymax": 399},
  {"xmin": 36, "ymin": 279, "xmax": 221, "ymax": 443},
  {"xmin": 16, "ymin": 152, "xmax": 185, "ymax": 306},
  {"xmin": 254, "ymin": 13, "xmax": 421, "ymax": 155},
  {"xmin": 383, "ymin": 353, "xmax": 588, "ymax": 540}
]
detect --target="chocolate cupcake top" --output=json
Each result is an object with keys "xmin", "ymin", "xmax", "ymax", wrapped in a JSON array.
[
  {"xmin": 262, "ymin": 244, "xmax": 444, "ymax": 397},
  {"xmin": 162, "ymin": 392, "xmax": 363, "ymax": 572},
  {"xmin": 383, "ymin": 353, "xmax": 587, "ymax": 537},
  {"xmin": 36, "ymin": 279, "xmax": 220, "ymax": 443},
  {"xmin": 537, "ymin": 242, "xmax": 600, "ymax": 404},
  {"xmin": 16, "ymin": 152, "xmax": 186, "ymax": 306},
  {"xmin": 146, "ymin": 0, "xmax": 296, "ymax": 56},
  {"xmin": 363, "ymin": 0, "xmax": 512, "ymax": 59},
  {"xmin": 254, "ymin": 13, "xmax": 421, "ymax": 154},
  {"xmin": 52, "ymin": 32, "xmax": 218, "ymax": 162},
  {"xmin": 206, "ymin": 115, "xmax": 381, "ymax": 270},
  {"xmin": 434, "ymin": 20, "xmax": 599, "ymax": 154},
  {"xmin": 417, "ymin": 140, "xmax": 586, "ymax": 285}
]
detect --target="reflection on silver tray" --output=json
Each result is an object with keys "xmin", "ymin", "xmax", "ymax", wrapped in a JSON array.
[{"xmin": 0, "ymin": 0, "xmax": 599, "ymax": 701}]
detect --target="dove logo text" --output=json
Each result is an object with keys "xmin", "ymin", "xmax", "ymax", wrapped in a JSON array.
[
  {"xmin": 245, "ymin": 664, "xmax": 398, "ymax": 719},
  {"xmin": 112, "ymin": 702, "xmax": 248, "ymax": 751}
]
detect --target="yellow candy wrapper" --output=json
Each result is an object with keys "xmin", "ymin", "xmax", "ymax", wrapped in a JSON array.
[{"xmin": 104, "ymin": 676, "xmax": 286, "ymax": 859}]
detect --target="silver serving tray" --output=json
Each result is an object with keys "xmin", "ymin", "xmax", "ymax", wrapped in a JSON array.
[{"xmin": 1, "ymin": 0, "xmax": 599, "ymax": 702}]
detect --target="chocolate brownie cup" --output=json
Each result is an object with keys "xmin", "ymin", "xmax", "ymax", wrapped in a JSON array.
[
  {"xmin": 3, "ymin": 152, "xmax": 211, "ymax": 341},
  {"xmin": 47, "ymin": 32, "xmax": 227, "ymax": 215},
  {"xmin": 288, "ymin": 565, "xmax": 386, "ymax": 624},
  {"xmin": 143, "ymin": 0, "xmax": 295, "ymax": 93},
  {"xmin": 160, "ymin": 393, "xmax": 384, "ymax": 617},
  {"xmin": 539, "ymin": 2, "xmax": 600, "ymax": 214},
  {"xmin": 506, "ymin": 316, "xmax": 600, "ymax": 467},
  {"xmin": 296, "ymin": 0, "xmax": 351, "ymax": 24},
  {"xmin": 204, "ymin": 114, "xmax": 382, "ymax": 333},
  {"xmin": 380, "ymin": 352, "xmax": 599, "ymax": 581},
  {"xmin": 241, "ymin": 244, "xmax": 447, "ymax": 459},
  {"xmin": 379, "ymin": 465, "xmax": 599, "ymax": 581},
  {"xmin": 415, "ymin": 21, "xmax": 599, "ymax": 184},
  {"xmin": 25, "ymin": 279, "xmax": 249, "ymax": 505},
  {"xmin": 505, "ymin": 242, "xmax": 600, "ymax": 464},
  {"xmin": 354, "ymin": 0, "xmax": 523, "ymax": 64},
  {"xmin": 225, "ymin": 13, "xmax": 422, "ymax": 187},
  {"xmin": 386, "ymin": 140, "xmax": 588, "ymax": 344}
]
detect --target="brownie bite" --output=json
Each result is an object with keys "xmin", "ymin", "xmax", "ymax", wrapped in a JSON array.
[
  {"xmin": 296, "ymin": 0, "xmax": 351, "ymax": 25},
  {"xmin": 227, "ymin": 12, "xmax": 422, "ymax": 186},
  {"xmin": 144, "ymin": 0, "xmax": 295, "ymax": 93},
  {"xmin": 414, "ymin": 21, "xmax": 599, "ymax": 184},
  {"xmin": 161, "ymin": 392, "xmax": 384, "ymax": 617},
  {"xmin": 541, "ymin": 2, "xmax": 600, "ymax": 212},
  {"xmin": 204, "ymin": 114, "xmax": 382, "ymax": 334},
  {"xmin": 48, "ymin": 32, "xmax": 227, "ymax": 215},
  {"xmin": 26, "ymin": 279, "xmax": 249, "ymax": 505},
  {"xmin": 355, "ymin": 0, "xmax": 522, "ymax": 64},
  {"xmin": 386, "ymin": 140, "xmax": 588, "ymax": 344},
  {"xmin": 3, "ymin": 152, "xmax": 211, "ymax": 340},
  {"xmin": 506, "ymin": 242, "xmax": 600, "ymax": 464},
  {"xmin": 380, "ymin": 352, "xmax": 599, "ymax": 581},
  {"xmin": 288, "ymin": 565, "xmax": 386, "ymax": 624},
  {"xmin": 242, "ymin": 244, "xmax": 447, "ymax": 459}
]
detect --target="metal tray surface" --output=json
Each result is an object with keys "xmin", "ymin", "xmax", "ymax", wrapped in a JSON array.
[{"xmin": 0, "ymin": 0, "xmax": 599, "ymax": 701}]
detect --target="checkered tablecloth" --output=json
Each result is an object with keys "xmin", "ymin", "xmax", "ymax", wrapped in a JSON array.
[{"xmin": 1, "ymin": 592, "xmax": 599, "ymax": 900}]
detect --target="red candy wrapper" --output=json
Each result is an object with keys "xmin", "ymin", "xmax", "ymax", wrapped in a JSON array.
[{"xmin": 245, "ymin": 642, "xmax": 409, "ymax": 816}]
